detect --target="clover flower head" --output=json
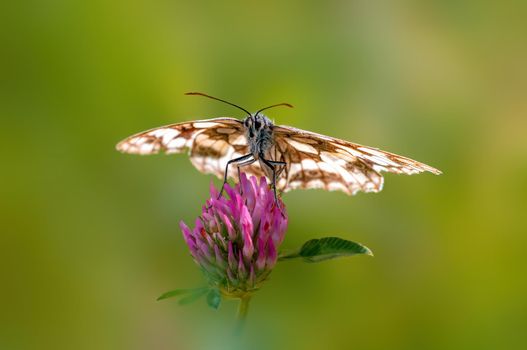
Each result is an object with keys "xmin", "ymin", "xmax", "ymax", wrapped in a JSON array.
[{"xmin": 180, "ymin": 173, "xmax": 288, "ymax": 297}]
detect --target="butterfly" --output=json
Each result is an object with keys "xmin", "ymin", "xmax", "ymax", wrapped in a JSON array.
[{"xmin": 116, "ymin": 92, "xmax": 441, "ymax": 201}]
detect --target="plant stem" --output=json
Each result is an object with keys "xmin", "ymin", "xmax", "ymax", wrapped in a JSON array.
[
  {"xmin": 237, "ymin": 295, "xmax": 251, "ymax": 321},
  {"xmin": 235, "ymin": 295, "xmax": 251, "ymax": 333}
]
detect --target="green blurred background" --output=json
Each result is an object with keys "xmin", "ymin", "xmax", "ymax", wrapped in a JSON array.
[{"xmin": 2, "ymin": 1, "xmax": 526, "ymax": 349}]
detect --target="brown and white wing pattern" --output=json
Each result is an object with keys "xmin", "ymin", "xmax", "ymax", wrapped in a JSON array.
[
  {"xmin": 271, "ymin": 125, "xmax": 441, "ymax": 195},
  {"xmin": 116, "ymin": 117, "xmax": 266, "ymax": 180}
]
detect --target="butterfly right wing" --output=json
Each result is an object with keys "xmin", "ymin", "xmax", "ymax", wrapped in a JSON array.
[
  {"xmin": 271, "ymin": 125, "xmax": 441, "ymax": 195},
  {"xmin": 116, "ymin": 117, "xmax": 266, "ymax": 180}
]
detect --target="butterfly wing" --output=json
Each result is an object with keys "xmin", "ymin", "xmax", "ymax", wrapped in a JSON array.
[
  {"xmin": 116, "ymin": 117, "xmax": 266, "ymax": 180},
  {"xmin": 271, "ymin": 125, "xmax": 441, "ymax": 195}
]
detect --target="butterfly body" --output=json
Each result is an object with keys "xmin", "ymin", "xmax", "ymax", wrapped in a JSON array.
[{"xmin": 243, "ymin": 113, "xmax": 274, "ymax": 159}]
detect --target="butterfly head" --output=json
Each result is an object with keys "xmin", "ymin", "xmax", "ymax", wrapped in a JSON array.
[
  {"xmin": 184, "ymin": 92, "xmax": 292, "ymax": 151},
  {"xmin": 243, "ymin": 113, "xmax": 273, "ymax": 139}
]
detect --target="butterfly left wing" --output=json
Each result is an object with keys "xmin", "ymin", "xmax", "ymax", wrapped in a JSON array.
[
  {"xmin": 116, "ymin": 117, "xmax": 266, "ymax": 180},
  {"xmin": 270, "ymin": 125, "xmax": 441, "ymax": 195}
]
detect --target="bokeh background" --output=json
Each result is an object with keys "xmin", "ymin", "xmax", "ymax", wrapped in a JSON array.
[{"xmin": 2, "ymin": 1, "xmax": 527, "ymax": 349}]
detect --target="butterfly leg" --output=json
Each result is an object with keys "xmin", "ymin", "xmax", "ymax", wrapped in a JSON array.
[
  {"xmin": 218, "ymin": 154, "xmax": 253, "ymax": 199},
  {"xmin": 266, "ymin": 159, "xmax": 287, "ymax": 191},
  {"xmin": 267, "ymin": 160, "xmax": 287, "ymax": 177},
  {"xmin": 268, "ymin": 160, "xmax": 287, "ymax": 200},
  {"xmin": 259, "ymin": 155, "xmax": 286, "ymax": 204}
]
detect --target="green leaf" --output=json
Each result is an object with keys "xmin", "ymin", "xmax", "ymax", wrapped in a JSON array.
[
  {"xmin": 178, "ymin": 288, "xmax": 209, "ymax": 305},
  {"xmin": 206, "ymin": 288, "xmax": 222, "ymax": 310},
  {"xmin": 279, "ymin": 237, "xmax": 373, "ymax": 263},
  {"xmin": 157, "ymin": 287, "xmax": 207, "ymax": 301}
]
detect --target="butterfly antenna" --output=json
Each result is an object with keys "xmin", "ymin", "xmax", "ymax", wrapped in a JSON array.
[
  {"xmin": 185, "ymin": 92, "xmax": 252, "ymax": 118},
  {"xmin": 255, "ymin": 102, "xmax": 293, "ymax": 116}
]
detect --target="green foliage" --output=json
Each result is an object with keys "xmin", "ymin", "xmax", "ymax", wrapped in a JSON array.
[
  {"xmin": 157, "ymin": 287, "xmax": 208, "ymax": 304},
  {"xmin": 206, "ymin": 289, "xmax": 222, "ymax": 310},
  {"xmin": 157, "ymin": 287, "xmax": 222, "ymax": 309},
  {"xmin": 279, "ymin": 237, "xmax": 373, "ymax": 263},
  {"xmin": 177, "ymin": 289, "xmax": 209, "ymax": 305}
]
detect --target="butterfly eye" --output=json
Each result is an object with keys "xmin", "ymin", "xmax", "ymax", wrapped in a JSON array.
[
  {"xmin": 244, "ymin": 119, "xmax": 249, "ymax": 127},
  {"xmin": 255, "ymin": 120, "xmax": 262, "ymax": 130}
]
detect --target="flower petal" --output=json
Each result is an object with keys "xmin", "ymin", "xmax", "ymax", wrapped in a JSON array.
[
  {"xmin": 214, "ymin": 245, "xmax": 226, "ymax": 269},
  {"xmin": 227, "ymin": 241, "xmax": 237, "ymax": 271},
  {"xmin": 256, "ymin": 238, "xmax": 266, "ymax": 271},
  {"xmin": 209, "ymin": 180, "xmax": 219, "ymax": 199},
  {"xmin": 238, "ymin": 251, "xmax": 248, "ymax": 280},
  {"xmin": 240, "ymin": 206, "xmax": 254, "ymax": 260},
  {"xmin": 219, "ymin": 212, "xmax": 236, "ymax": 241},
  {"xmin": 180, "ymin": 221, "xmax": 198, "ymax": 256},
  {"xmin": 266, "ymin": 239, "xmax": 277, "ymax": 268}
]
